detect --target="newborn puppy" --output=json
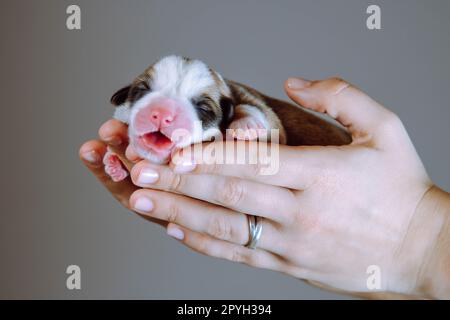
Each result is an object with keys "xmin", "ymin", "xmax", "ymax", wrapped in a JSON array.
[{"xmin": 104, "ymin": 55, "xmax": 351, "ymax": 181}]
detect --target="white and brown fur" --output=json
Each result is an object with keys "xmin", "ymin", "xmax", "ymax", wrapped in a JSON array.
[{"xmin": 105, "ymin": 55, "xmax": 351, "ymax": 179}]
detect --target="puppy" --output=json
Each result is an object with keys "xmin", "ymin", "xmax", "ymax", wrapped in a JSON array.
[{"xmin": 104, "ymin": 55, "xmax": 351, "ymax": 181}]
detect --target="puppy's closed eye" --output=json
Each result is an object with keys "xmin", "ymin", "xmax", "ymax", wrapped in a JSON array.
[
  {"xmin": 192, "ymin": 97, "xmax": 213, "ymax": 111},
  {"xmin": 192, "ymin": 96, "xmax": 217, "ymax": 125}
]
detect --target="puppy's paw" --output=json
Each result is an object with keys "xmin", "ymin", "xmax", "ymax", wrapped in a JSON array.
[
  {"xmin": 103, "ymin": 150, "xmax": 129, "ymax": 182},
  {"xmin": 227, "ymin": 116, "xmax": 268, "ymax": 141}
]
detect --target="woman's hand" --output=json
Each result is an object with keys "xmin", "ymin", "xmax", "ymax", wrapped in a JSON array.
[
  {"xmin": 80, "ymin": 77, "xmax": 449, "ymax": 299},
  {"xmin": 79, "ymin": 120, "xmax": 166, "ymax": 227}
]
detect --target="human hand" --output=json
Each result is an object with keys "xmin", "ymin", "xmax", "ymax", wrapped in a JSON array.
[
  {"xmin": 79, "ymin": 120, "xmax": 165, "ymax": 227},
  {"xmin": 80, "ymin": 77, "xmax": 449, "ymax": 299}
]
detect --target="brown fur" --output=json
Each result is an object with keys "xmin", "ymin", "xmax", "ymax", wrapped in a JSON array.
[{"xmin": 227, "ymin": 80, "xmax": 352, "ymax": 146}]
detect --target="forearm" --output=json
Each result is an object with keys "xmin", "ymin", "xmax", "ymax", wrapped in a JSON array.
[{"xmin": 413, "ymin": 186, "xmax": 450, "ymax": 299}]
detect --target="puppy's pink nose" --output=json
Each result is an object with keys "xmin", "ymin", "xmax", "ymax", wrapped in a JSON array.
[
  {"xmin": 149, "ymin": 107, "xmax": 174, "ymax": 128},
  {"xmin": 134, "ymin": 98, "xmax": 180, "ymax": 133}
]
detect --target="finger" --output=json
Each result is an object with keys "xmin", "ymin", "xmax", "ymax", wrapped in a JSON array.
[
  {"xmin": 125, "ymin": 144, "xmax": 141, "ymax": 163},
  {"xmin": 131, "ymin": 160, "xmax": 297, "ymax": 223},
  {"xmin": 285, "ymin": 77, "xmax": 399, "ymax": 147},
  {"xmin": 166, "ymin": 223, "xmax": 288, "ymax": 271},
  {"xmin": 79, "ymin": 140, "xmax": 165, "ymax": 227},
  {"xmin": 79, "ymin": 140, "xmax": 134, "ymax": 206},
  {"xmin": 129, "ymin": 189, "xmax": 285, "ymax": 254},
  {"xmin": 170, "ymin": 141, "xmax": 335, "ymax": 189},
  {"xmin": 98, "ymin": 119, "xmax": 134, "ymax": 170},
  {"xmin": 98, "ymin": 119, "xmax": 129, "ymax": 147}
]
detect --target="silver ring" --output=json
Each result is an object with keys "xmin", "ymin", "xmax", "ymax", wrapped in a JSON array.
[{"xmin": 246, "ymin": 215, "xmax": 263, "ymax": 249}]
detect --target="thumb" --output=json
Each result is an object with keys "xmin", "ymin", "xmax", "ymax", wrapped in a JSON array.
[{"xmin": 284, "ymin": 77, "xmax": 398, "ymax": 145}]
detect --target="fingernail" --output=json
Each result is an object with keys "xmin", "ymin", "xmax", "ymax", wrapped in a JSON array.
[
  {"xmin": 137, "ymin": 168, "xmax": 159, "ymax": 184},
  {"xmin": 133, "ymin": 197, "xmax": 154, "ymax": 213},
  {"xmin": 167, "ymin": 226, "xmax": 184, "ymax": 240},
  {"xmin": 173, "ymin": 159, "xmax": 196, "ymax": 174},
  {"xmin": 104, "ymin": 136, "xmax": 122, "ymax": 146},
  {"xmin": 287, "ymin": 78, "xmax": 311, "ymax": 90},
  {"xmin": 82, "ymin": 150, "xmax": 101, "ymax": 165}
]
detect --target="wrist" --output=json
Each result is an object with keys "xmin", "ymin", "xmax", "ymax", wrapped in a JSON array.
[
  {"xmin": 397, "ymin": 185, "xmax": 450, "ymax": 299},
  {"xmin": 413, "ymin": 186, "xmax": 450, "ymax": 299},
  {"xmin": 314, "ymin": 184, "xmax": 449, "ymax": 300}
]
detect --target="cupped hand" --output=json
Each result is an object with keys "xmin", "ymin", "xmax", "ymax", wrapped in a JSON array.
[{"xmin": 80, "ymin": 77, "xmax": 448, "ymax": 299}]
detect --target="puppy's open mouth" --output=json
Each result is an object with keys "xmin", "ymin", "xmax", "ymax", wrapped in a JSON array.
[{"xmin": 141, "ymin": 131, "xmax": 174, "ymax": 151}]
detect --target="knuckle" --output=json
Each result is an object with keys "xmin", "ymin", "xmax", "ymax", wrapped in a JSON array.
[
  {"xmin": 167, "ymin": 173, "xmax": 183, "ymax": 192},
  {"xmin": 194, "ymin": 235, "xmax": 211, "ymax": 256},
  {"xmin": 216, "ymin": 178, "xmax": 245, "ymax": 207},
  {"xmin": 383, "ymin": 111, "xmax": 402, "ymax": 127},
  {"xmin": 328, "ymin": 76, "xmax": 347, "ymax": 85},
  {"xmin": 376, "ymin": 111, "xmax": 403, "ymax": 137},
  {"xmin": 208, "ymin": 214, "xmax": 233, "ymax": 241},
  {"xmin": 229, "ymin": 248, "xmax": 249, "ymax": 264},
  {"xmin": 166, "ymin": 201, "xmax": 181, "ymax": 223},
  {"xmin": 242, "ymin": 251, "xmax": 259, "ymax": 267},
  {"xmin": 327, "ymin": 77, "xmax": 351, "ymax": 96}
]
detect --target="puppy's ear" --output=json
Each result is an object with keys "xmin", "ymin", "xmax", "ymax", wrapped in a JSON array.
[{"xmin": 110, "ymin": 85, "xmax": 131, "ymax": 106}]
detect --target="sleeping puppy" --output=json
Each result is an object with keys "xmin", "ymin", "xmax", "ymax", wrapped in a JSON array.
[{"xmin": 104, "ymin": 55, "xmax": 351, "ymax": 181}]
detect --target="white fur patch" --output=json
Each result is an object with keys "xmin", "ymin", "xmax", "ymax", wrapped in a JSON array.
[
  {"xmin": 151, "ymin": 55, "xmax": 214, "ymax": 100},
  {"xmin": 113, "ymin": 103, "xmax": 131, "ymax": 124}
]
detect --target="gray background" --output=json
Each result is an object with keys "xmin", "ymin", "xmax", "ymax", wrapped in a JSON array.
[{"xmin": 0, "ymin": 0, "xmax": 449, "ymax": 299}]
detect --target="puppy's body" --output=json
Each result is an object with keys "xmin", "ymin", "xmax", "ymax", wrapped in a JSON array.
[{"xmin": 104, "ymin": 56, "xmax": 351, "ymax": 181}]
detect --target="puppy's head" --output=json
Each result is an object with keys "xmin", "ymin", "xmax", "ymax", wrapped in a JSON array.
[{"xmin": 111, "ymin": 55, "xmax": 234, "ymax": 164}]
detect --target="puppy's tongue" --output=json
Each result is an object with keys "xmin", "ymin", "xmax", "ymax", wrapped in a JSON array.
[{"xmin": 142, "ymin": 131, "xmax": 174, "ymax": 151}]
